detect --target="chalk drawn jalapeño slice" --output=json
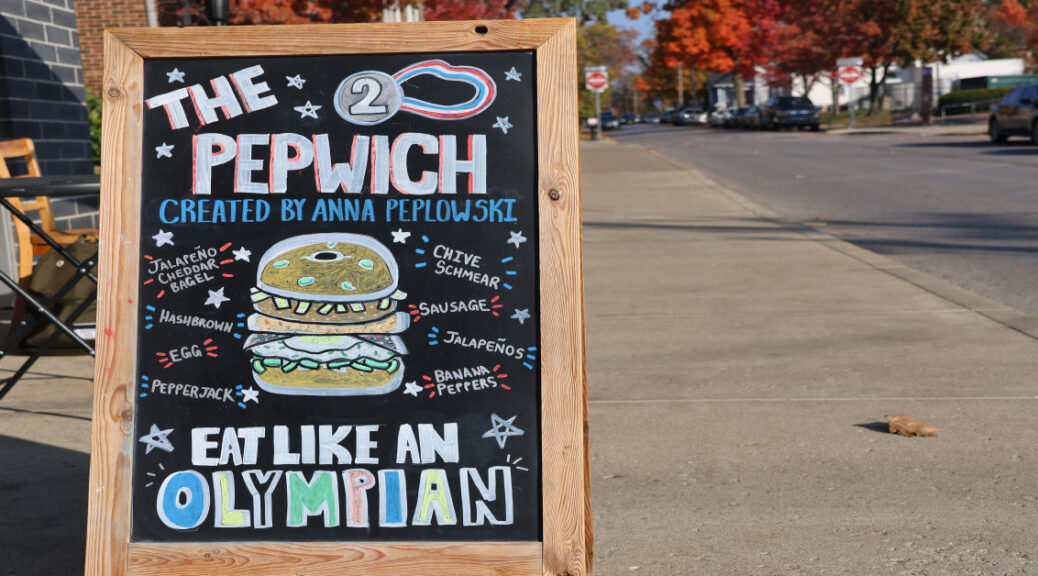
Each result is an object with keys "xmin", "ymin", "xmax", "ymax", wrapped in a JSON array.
[{"xmin": 334, "ymin": 59, "xmax": 497, "ymax": 125}]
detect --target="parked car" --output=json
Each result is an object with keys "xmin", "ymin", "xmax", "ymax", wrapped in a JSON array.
[
  {"xmin": 726, "ymin": 107, "xmax": 750, "ymax": 128},
  {"xmin": 673, "ymin": 106, "xmax": 708, "ymax": 125},
  {"xmin": 660, "ymin": 109, "xmax": 676, "ymax": 123},
  {"xmin": 741, "ymin": 106, "xmax": 762, "ymax": 130},
  {"xmin": 600, "ymin": 111, "xmax": 621, "ymax": 130},
  {"xmin": 620, "ymin": 113, "xmax": 640, "ymax": 124},
  {"xmin": 988, "ymin": 83, "xmax": 1038, "ymax": 143},
  {"xmin": 643, "ymin": 112, "xmax": 661, "ymax": 124},
  {"xmin": 709, "ymin": 109, "xmax": 730, "ymax": 127},
  {"xmin": 759, "ymin": 96, "xmax": 821, "ymax": 131}
]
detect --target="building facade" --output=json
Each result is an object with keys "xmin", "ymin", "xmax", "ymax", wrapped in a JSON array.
[{"xmin": 0, "ymin": 0, "xmax": 92, "ymax": 175}]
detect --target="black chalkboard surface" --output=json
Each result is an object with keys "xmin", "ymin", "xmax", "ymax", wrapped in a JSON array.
[{"xmin": 132, "ymin": 51, "xmax": 539, "ymax": 542}]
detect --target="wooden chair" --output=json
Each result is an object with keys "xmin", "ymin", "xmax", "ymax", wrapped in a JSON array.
[{"xmin": 0, "ymin": 138, "xmax": 98, "ymax": 283}]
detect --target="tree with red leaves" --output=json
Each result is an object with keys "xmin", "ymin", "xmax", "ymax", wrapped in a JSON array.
[
  {"xmin": 764, "ymin": 0, "xmax": 849, "ymax": 97},
  {"xmin": 158, "ymin": 0, "xmax": 389, "ymax": 26},
  {"xmin": 422, "ymin": 0, "xmax": 522, "ymax": 21}
]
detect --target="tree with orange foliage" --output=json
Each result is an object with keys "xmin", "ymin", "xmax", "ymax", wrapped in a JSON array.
[
  {"xmin": 987, "ymin": 0, "xmax": 1038, "ymax": 63},
  {"xmin": 651, "ymin": 0, "xmax": 779, "ymax": 107},
  {"xmin": 637, "ymin": 35, "xmax": 701, "ymax": 106}
]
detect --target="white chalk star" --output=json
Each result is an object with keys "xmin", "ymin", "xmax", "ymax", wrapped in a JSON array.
[
  {"xmin": 511, "ymin": 308, "xmax": 530, "ymax": 325},
  {"xmin": 508, "ymin": 230, "xmax": 527, "ymax": 249},
  {"xmin": 482, "ymin": 413, "xmax": 525, "ymax": 449},
  {"xmin": 493, "ymin": 116, "xmax": 513, "ymax": 134},
  {"xmin": 294, "ymin": 101, "xmax": 322, "ymax": 119},
  {"xmin": 232, "ymin": 246, "xmax": 251, "ymax": 262},
  {"xmin": 391, "ymin": 228, "xmax": 411, "ymax": 244},
  {"xmin": 155, "ymin": 142, "xmax": 174, "ymax": 158},
  {"xmin": 152, "ymin": 229, "xmax": 174, "ymax": 247},
  {"xmin": 205, "ymin": 287, "xmax": 229, "ymax": 309},
  {"xmin": 286, "ymin": 74, "xmax": 306, "ymax": 89},
  {"xmin": 166, "ymin": 68, "xmax": 185, "ymax": 83},
  {"xmin": 403, "ymin": 381, "xmax": 423, "ymax": 397},
  {"xmin": 240, "ymin": 386, "xmax": 260, "ymax": 404},
  {"xmin": 138, "ymin": 424, "xmax": 175, "ymax": 454},
  {"xmin": 505, "ymin": 66, "xmax": 522, "ymax": 82}
]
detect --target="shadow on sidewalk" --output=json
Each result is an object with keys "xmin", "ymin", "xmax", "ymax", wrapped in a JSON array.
[
  {"xmin": 854, "ymin": 421, "xmax": 892, "ymax": 434},
  {"xmin": 585, "ymin": 212, "xmax": 1038, "ymax": 256},
  {"xmin": 0, "ymin": 435, "xmax": 88, "ymax": 575},
  {"xmin": 584, "ymin": 219, "xmax": 774, "ymax": 234},
  {"xmin": 897, "ymin": 140, "xmax": 1037, "ymax": 155}
]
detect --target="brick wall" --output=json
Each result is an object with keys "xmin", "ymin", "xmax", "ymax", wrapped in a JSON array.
[
  {"xmin": 0, "ymin": 0, "xmax": 92, "ymax": 175},
  {"xmin": 73, "ymin": 0, "xmax": 148, "ymax": 94}
]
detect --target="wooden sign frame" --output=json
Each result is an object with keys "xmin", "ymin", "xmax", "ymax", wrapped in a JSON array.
[{"xmin": 88, "ymin": 18, "xmax": 588, "ymax": 576}]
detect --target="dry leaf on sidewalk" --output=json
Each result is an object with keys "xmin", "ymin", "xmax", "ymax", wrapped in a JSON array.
[{"xmin": 887, "ymin": 414, "xmax": 940, "ymax": 437}]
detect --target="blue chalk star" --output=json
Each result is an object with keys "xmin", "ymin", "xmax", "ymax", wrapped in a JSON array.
[{"xmin": 482, "ymin": 414, "xmax": 524, "ymax": 449}]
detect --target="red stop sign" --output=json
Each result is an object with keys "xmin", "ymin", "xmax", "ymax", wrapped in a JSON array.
[
  {"xmin": 838, "ymin": 66, "xmax": 861, "ymax": 84},
  {"xmin": 586, "ymin": 71, "xmax": 609, "ymax": 91}
]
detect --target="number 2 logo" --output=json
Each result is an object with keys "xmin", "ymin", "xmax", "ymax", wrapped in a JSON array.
[
  {"xmin": 349, "ymin": 77, "xmax": 389, "ymax": 115},
  {"xmin": 334, "ymin": 71, "xmax": 402, "ymax": 126}
]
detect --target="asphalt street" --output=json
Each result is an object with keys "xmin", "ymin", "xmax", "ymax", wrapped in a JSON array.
[{"xmin": 612, "ymin": 123, "xmax": 1038, "ymax": 318}]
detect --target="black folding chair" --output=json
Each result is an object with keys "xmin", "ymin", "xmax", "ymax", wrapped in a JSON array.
[{"xmin": 0, "ymin": 176, "xmax": 100, "ymax": 401}]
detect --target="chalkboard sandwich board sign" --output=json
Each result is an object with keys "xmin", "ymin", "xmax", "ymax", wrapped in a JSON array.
[{"xmin": 88, "ymin": 18, "xmax": 588, "ymax": 576}]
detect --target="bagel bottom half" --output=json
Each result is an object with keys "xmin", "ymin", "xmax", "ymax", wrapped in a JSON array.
[{"xmin": 252, "ymin": 362, "xmax": 405, "ymax": 396}]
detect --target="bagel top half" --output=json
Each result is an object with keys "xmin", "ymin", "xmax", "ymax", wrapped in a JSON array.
[{"xmin": 256, "ymin": 233, "xmax": 399, "ymax": 303}]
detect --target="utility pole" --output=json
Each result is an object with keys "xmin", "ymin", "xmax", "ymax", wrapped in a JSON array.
[
  {"xmin": 593, "ymin": 90, "xmax": 601, "ymax": 140},
  {"xmin": 677, "ymin": 63, "xmax": 684, "ymax": 107},
  {"xmin": 689, "ymin": 68, "xmax": 696, "ymax": 106}
]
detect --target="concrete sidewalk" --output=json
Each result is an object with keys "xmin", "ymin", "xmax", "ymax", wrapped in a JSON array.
[
  {"xmin": 2, "ymin": 141, "xmax": 1038, "ymax": 575},
  {"xmin": 583, "ymin": 141, "xmax": 1038, "ymax": 575}
]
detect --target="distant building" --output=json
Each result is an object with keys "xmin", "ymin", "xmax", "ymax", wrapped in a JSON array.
[
  {"xmin": 382, "ymin": 1, "xmax": 423, "ymax": 22},
  {"xmin": 74, "ymin": 0, "xmax": 151, "ymax": 95},
  {"xmin": 707, "ymin": 70, "xmax": 769, "ymax": 109},
  {"xmin": 0, "ymin": 0, "xmax": 93, "ymax": 175},
  {"xmin": 791, "ymin": 55, "xmax": 1026, "ymax": 112},
  {"xmin": 707, "ymin": 72, "xmax": 751, "ymax": 110},
  {"xmin": 902, "ymin": 56, "xmax": 1025, "ymax": 95}
]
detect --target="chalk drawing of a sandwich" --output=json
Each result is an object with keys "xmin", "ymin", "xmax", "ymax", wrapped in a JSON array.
[{"xmin": 244, "ymin": 233, "xmax": 409, "ymax": 396}]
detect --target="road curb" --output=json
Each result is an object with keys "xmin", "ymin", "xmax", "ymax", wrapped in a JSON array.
[{"xmin": 634, "ymin": 143, "xmax": 1038, "ymax": 343}]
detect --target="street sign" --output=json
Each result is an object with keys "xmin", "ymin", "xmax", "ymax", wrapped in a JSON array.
[
  {"xmin": 838, "ymin": 66, "xmax": 862, "ymax": 85},
  {"xmin": 585, "ymin": 65, "xmax": 608, "ymax": 93},
  {"xmin": 835, "ymin": 57, "xmax": 864, "ymax": 128},
  {"xmin": 91, "ymin": 19, "xmax": 591, "ymax": 576}
]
